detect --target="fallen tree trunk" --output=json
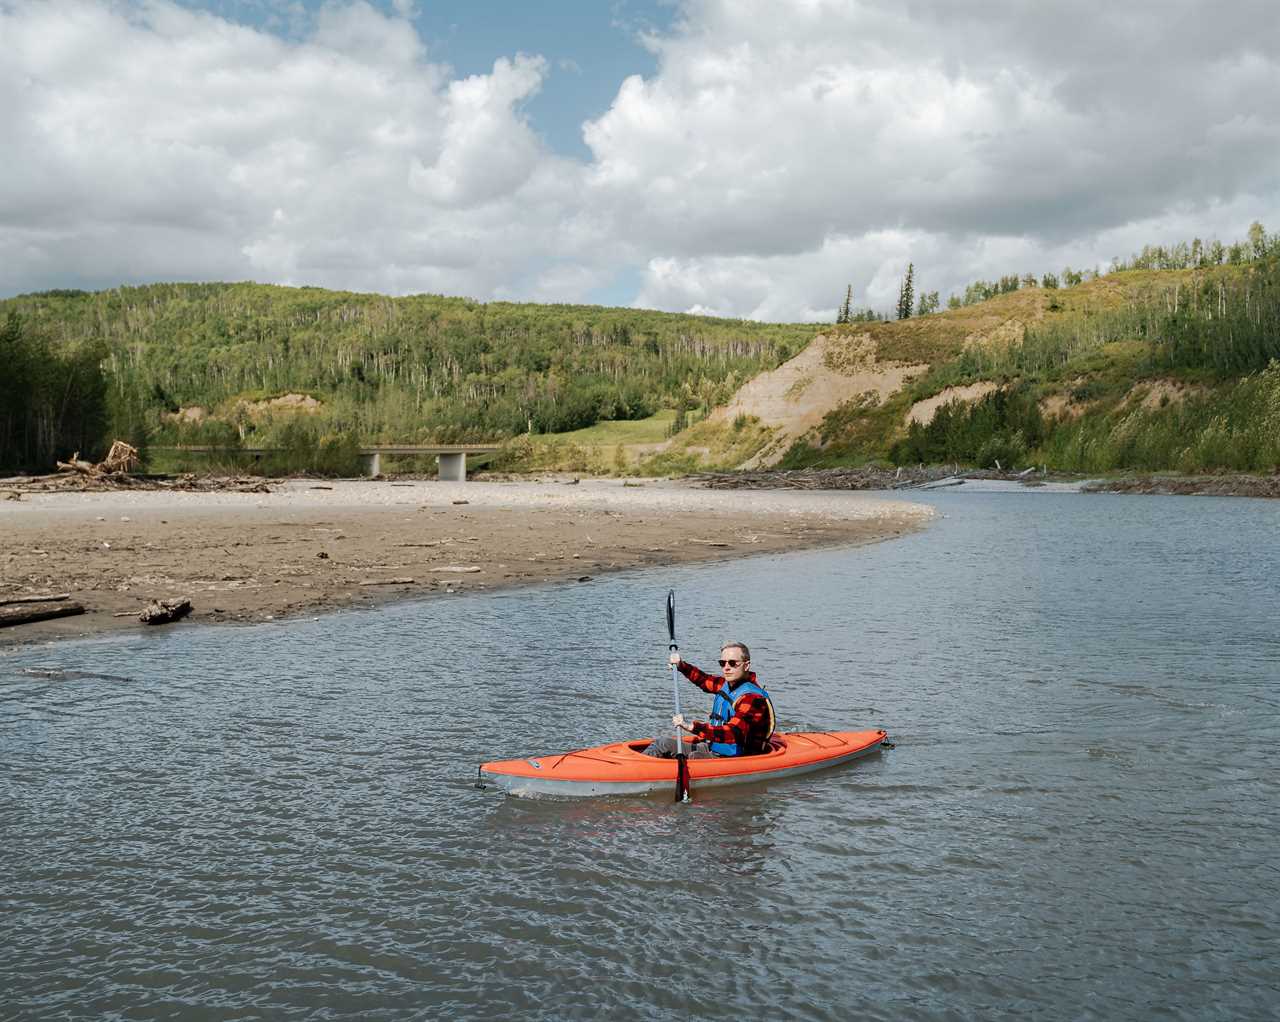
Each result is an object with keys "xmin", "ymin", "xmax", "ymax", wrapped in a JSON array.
[
  {"xmin": 0, "ymin": 602, "xmax": 86, "ymax": 628},
  {"xmin": 139, "ymin": 598, "xmax": 193, "ymax": 625},
  {"xmin": 55, "ymin": 452, "xmax": 97, "ymax": 475},
  {"xmin": 0, "ymin": 593, "xmax": 71, "ymax": 607}
]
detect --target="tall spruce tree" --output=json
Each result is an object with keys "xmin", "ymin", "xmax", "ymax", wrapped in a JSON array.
[
  {"xmin": 837, "ymin": 284, "xmax": 853, "ymax": 324},
  {"xmin": 897, "ymin": 263, "xmax": 914, "ymax": 320}
]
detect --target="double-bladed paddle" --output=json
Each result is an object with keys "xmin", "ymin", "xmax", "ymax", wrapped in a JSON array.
[{"xmin": 667, "ymin": 589, "xmax": 691, "ymax": 803}]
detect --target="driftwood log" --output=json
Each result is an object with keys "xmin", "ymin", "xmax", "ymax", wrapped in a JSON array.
[
  {"xmin": 0, "ymin": 602, "xmax": 85, "ymax": 628},
  {"xmin": 55, "ymin": 452, "xmax": 97, "ymax": 475},
  {"xmin": 56, "ymin": 441, "xmax": 140, "ymax": 478},
  {"xmin": 0, "ymin": 593, "xmax": 71, "ymax": 607},
  {"xmin": 139, "ymin": 598, "xmax": 193, "ymax": 625}
]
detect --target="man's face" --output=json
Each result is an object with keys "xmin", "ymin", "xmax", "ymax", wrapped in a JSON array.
[{"xmin": 719, "ymin": 646, "xmax": 749, "ymax": 683}]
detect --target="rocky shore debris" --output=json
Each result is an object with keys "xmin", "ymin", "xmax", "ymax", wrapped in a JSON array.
[
  {"xmin": 2, "ymin": 467, "xmax": 272, "ymax": 495},
  {"xmin": 0, "ymin": 593, "xmax": 86, "ymax": 629},
  {"xmin": 139, "ymin": 598, "xmax": 193, "ymax": 625},
  {"xmin": 687, "ymin": 465, "xmax": 1045, "ymax": 490},
  {"xmin": 689, "ymin": 465, "xmax": 1280, "ymax": 499},
  {"xmin": 1082, "ymin": 473, "xmax": 1280, "ymax": 498},
  {"xmin": 0, "ymin": 438, "xmax": 274, "ymax": 495}
]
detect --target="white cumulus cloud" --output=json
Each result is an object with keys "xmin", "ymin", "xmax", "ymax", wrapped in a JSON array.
[
  {"xmin": 3, "ymin": 0, "xmax": 1279, "ymax": 318},
  {"xmin": 585, "ymin": 0, "xmax": 1280, "ymax": 313}
]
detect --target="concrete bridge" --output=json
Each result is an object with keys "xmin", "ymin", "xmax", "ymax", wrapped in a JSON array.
[
  {"xmin": 155, "ymin": 444, "xmax": 502, "ymax": 481},
  {"xmin": 360, "ymin": 444, "xmax": 501, "ymax": 481}
]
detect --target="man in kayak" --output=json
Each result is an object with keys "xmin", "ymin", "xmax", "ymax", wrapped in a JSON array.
[{"xmin": 642, "ymin": 642, "xmax": 776, "ymax": 758}]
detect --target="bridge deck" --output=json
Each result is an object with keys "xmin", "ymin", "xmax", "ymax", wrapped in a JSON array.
[{"xmin": 156, "ymin": 445, "xmax": 501, "ymax": 455}]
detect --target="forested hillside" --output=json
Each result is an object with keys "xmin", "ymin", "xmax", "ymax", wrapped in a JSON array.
[
  {"xmin": 0, "ymin": 283, "xmax": 810, "ymax": 472},
  {"xmin": 770, "ymin": 255, "xmax": 1280, "ymax": 475},
  {"xmin": 6, "ymin": 235, "xmax": 1280, "ymax": 479}
]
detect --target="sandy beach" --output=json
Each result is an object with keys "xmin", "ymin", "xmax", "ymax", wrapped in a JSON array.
[{"xmin": 0, "ymin": 477, "xmax": 934, "ymax": 647}]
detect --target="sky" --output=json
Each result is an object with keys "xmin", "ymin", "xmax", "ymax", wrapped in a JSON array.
[{"xmin": 4, "ymin": 0, "xmax": 1279, "ymax": 321}]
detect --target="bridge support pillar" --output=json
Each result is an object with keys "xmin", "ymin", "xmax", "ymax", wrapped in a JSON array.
[
  {"xmin": 438, "ymin": 452, "xmax": 466, "ymax": 482},
  {"xmin": 364, "ymin": 451, "xmax": 382, "ymax": 477}
]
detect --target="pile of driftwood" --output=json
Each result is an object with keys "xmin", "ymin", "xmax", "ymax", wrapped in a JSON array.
[
  {"xmin": 688, "ymin": 465, "xmax": 1047, "ymax": 491},
  {"xmin": 689, "ymin": 466, "xmax": 959, "ymax": 490},
  {"xmin": 56, "ymin": 440, "xmax": 139, "ymax": 478},
  {"xmin": 2, "ymin": 470, "xmax": 271, "ymax": 495},
  {"xmin": 0, "ymin": 593, "xmax": 85, "ymax": 629},
  {"xmin": 0, "ymin": 438, "xmax": 271, "ymax": 495},
  {"xmin": 1083, "ymin": 473, "xmax": 1280, "ymax": 499}
]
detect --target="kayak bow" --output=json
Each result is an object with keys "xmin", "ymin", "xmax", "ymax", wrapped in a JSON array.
[{"xmin": 478, "ymin": 729, "xmax": 888, "ymax": 798}]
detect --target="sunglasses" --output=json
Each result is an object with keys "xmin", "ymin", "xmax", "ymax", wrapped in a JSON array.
[{"xmin": 718, "ymin": 658, "xmax": 745, "ymax": 668}]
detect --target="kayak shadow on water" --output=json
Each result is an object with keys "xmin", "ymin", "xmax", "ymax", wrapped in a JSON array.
[{"xmin": 480, "ymin": 783, "xmax": 789, "ymax": 878}]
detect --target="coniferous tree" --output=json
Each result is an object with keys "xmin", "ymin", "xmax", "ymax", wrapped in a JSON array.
[
  {"xmin": 837, "ymin": 284, "xmax": 853, "ymax": 324},
  {"xmin": 897, "ymin": 263, "xmax": 914, "ymax": 320}
]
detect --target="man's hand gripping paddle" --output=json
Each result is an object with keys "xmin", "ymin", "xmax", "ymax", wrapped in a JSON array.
[{"xmin": 667, "ymin": 589, "xmax": 691, "ymax": 803}]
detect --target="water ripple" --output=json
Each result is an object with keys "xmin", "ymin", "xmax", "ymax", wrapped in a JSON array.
[{"xmin": 2, "ymin": 493, "xmax": 1279, "ymax": 1019}]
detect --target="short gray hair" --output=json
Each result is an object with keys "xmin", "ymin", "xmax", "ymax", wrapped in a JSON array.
[{"xmin": 720, "ymin": 641, "xmax": 750, "ymax": 661}]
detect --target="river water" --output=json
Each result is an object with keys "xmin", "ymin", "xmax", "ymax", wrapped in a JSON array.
[{"xmin": 3, "ymin": 491, "xmax": 1278, "ymax": 1020}]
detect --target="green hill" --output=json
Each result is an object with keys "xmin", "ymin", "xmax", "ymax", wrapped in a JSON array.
[
  {"xmin": 0, "ymin": 282, "xmax": 812, "ymax": 473},
  {"xmin": 5, "ymin": 252, "xmax": 1280, "ymax": 479},
  {"xmin": 757, "ymin": 258, "xmax": 1280, "ymax": 475}
]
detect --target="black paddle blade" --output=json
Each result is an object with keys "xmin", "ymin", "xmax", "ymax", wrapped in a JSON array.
[
  {"xmin": 666, "ymin": 589, "xmax": 676, "ymax": 647},
  {"xmin": 675, "ymin": 752, "xmax": 690, "ymax": 803}
]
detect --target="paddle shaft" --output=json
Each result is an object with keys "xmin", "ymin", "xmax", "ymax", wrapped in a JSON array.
[
  {"xmin": 666, "ymin": 589, "xmax": 682, "ymax": 732},
  {"xmin": 667, "ymin": 589, "xmax": 690, "ymax": 803}
]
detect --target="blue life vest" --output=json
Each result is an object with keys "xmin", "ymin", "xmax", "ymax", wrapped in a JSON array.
[{"xmin": 708, "ymin": 679, "xmax": 776, "ymax": 757}]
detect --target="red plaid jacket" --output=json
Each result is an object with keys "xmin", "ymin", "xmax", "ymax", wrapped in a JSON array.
[{"xmin": 677, "ymin": 660, "xmax": 773, "ymax": 753}]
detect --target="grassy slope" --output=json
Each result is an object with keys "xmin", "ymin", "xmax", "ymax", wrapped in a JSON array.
[
  {"xmin": 503, "ymin": 268, "xmax": 1240, "ymax": 476},
  {"xmin": 529, "ymin": 409, "xmax": 678, "ymax": 446},
  {"xmin": 762, "ymin": 262, "xmax": 1274, "ymax": 473}
]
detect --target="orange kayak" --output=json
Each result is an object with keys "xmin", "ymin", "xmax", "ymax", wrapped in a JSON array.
[{"xmin": 478, "ymin": 729, "xmax": 889, "ymax": 798}]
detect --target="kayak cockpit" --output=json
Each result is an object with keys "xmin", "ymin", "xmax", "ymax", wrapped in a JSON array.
[{"xmin": 621, "ymin": 735, "xmax": 789, "ymax": 758}]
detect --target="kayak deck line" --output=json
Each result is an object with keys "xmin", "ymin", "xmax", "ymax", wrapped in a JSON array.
[{"xmin": 477, "ymin": 729, "xmax": 890, "ymax": 798}]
